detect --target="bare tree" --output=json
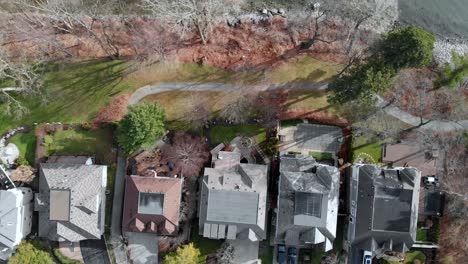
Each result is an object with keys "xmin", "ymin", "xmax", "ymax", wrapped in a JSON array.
[
  {"xmin": 0, "ymin": 39, "xmax": 44, "ymax": 116},
  {"xmin": 219, "ymin": 90, "xmax": 254, "ymax": 124},
  {"xmin": 141, "ymin": 0, "xmax": 226, "ymax": 44},
  {"xmin": 18, "ymin": 0, "xmax": 121, "ymax": 59},
  {"xmin": 181, "ymin": 92, "xmax": 212, "ymax": 129},
  {"xmin": 161, "ymin": 132, "xmax": 210, "ymax": 177}
]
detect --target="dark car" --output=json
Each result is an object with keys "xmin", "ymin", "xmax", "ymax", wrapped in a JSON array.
[
  {"xmin": 277, "ymin": 245, "xmax": 286, "ymax": 264},
  {"xmin": 287, "ymin": 247, "xmax": 297, "ymax": 264}
]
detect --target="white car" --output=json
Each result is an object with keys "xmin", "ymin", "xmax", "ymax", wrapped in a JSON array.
[{"xmin": 363, "ymin": 251, "xmax": 372, "ymax": 264}]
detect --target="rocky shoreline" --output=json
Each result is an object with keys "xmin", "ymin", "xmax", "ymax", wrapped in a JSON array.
[{"xmin": 433, "ymin": 38, "xmax": 468, "ymax": 65}]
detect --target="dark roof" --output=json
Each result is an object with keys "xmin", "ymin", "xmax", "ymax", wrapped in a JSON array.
[
  {"xmin": 347, "ymin": 164, "xmax": 421, "ymax": 260},
  {"xmin": 122, "ymin": 175, "xmax": 182, "ymax": 235}
]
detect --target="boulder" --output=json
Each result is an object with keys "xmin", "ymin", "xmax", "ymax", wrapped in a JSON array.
[{"xmin": 0, "ymin": 143, "xmax": 19, "ymax": 166}]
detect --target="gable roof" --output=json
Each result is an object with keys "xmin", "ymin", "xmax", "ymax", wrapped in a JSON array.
[
  {"xmin": 276, "ymin": 154, "xmax": 339, "ymax": 250},
  {"xmin": 199, "ymin": 152, "xmax": 268, "ymax": 241},
  {"xmin": 122, "ymin": 175, "xmax": 182, "ymax": 235},
  {"xmin": 347, "ymin": 164, "xmax": 421, "ymax": 261},
  {"xmin": 36, "ymin": 163, "xmax": 107, "ymax": 242},
  {"xmin": 0, "ymin": 188, "xmax": 33, "ymax": 259}
]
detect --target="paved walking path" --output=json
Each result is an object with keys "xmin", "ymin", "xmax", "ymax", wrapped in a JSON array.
[
  {"xmin": 110, "ymin": 149, "xmax": 128, "ymax": 264},
  {"xmin": 129, "ymin": 82, "xmax": 468, "ymax": 132}
]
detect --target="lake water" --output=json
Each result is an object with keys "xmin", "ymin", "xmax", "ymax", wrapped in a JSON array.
[{"xmin": 398, "ymin": 0, "xmax": 468, "ymax": 39}]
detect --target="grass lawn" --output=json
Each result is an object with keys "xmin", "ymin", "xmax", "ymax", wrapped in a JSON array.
[
  {"xmin": 105, "ymin": 164, "xmax": 117, "ymax": 230},
  {"xmin": 283, "ymin": 89, "xmax": 335, "ymax": 114},
  {"xmin": 405, "ymin": 251, "xmax": 426, "ymax": 263},
  {"xmin": 266, "ymin": 56, "xmax": 342, "ymax": 83},
  {"xmin": 53, "ymin": 248, "xmax": 82, "ymax": 264},
  {"xmin": 9, "ymin": 131, "xmax": 36, "ymax": 165},
  {"xmin": 350, "ymin": 134, "xmax": 383, "ymax": 164},
  {"xmin": 416, "ymin": 228, "xmax": 428, "ymax": 241},
  {"xmin": 209, "ymin": 124, "xmax": 267, "ymax": 146},
  {"xmin": 309, "ymin": 151, "xmax": 334, "ymax": 161},
  {"xmin": 44, "ymin": 126, "xmax": 114, "ymax": 164},
  {"xmin": 190, "ymin": 224, "xmax": 222, "ymax": 263}
]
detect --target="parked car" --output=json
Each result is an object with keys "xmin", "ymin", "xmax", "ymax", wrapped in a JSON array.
[
  {"xmin": 363, "ymin": 251, "xmax": 372, "ymax": 264},
  {"xmin": 423, "ymin": 176, "xmax": 439, "ymax": 186},
  {"xmin": 277, "ymin": 244, "xmax": 286, "ymax": 264},
  {"xmin": 287, "ymin": 247, "xmax": 297, "ymax": 264}
]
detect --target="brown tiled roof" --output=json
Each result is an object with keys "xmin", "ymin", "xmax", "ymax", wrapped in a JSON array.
[{"xmin": 122, "ymin": 175, "xmax": 182, "ymax": 236}]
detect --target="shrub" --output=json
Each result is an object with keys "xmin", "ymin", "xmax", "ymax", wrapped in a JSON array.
[
  {"xmin": 380, "ymin": 26, "xmax": 435, "ymax": 69},
  {"xmin": 8, "ymin": 241, "xmax": 53, "ymax": 264},
  {"xmin": 117, "ymin": 103, "xmax": 166, "ymax": 154}
]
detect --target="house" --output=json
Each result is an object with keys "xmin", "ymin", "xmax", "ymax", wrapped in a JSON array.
[
  {"xmin": 382, "ymin": 142, "xmax": 438, "ymax": 176},
  {"xmin": 0, "ymin": 188, "xmax": 33, "ymax": 260},
  {"xmin": 275, "ymin": 154, "xmax": 340, "ymax": 251},
  {"xmin": 278, "ymin": 123, "xmax": 343, "ymax": 159},
  {"xmin": 346, "ymin": 164, "xmax": 421, "ymax": 263},
  {"xmin": 35, "ymin": 157, "xmax": 107, "ymax": 242},
  {"xmin": 122, "ymin": 175, "xmax": 183, "ymax": 235},
  {"xmin": 198, "ymin": 150, "xmax": 268, "ymax": 241}
]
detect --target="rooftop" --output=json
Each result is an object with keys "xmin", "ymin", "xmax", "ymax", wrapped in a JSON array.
[
  {"xmin": 122, "ymin": 175, "xmax": 183, "ymax": 235},
  {"xmin": 206, "ymin": 190, "xmax": 259, "ymax": 225},
  {"xmin": 36, "ymin": 163, "xmax": 107, "ymax": 242},
  {"xmin": 347, "ymin": 164, "xmax": 421, "ymax": 259},
  {"xmin": 276, "ymin": 154, "xmax": 340, "ymax": 250},
  {"xmin": 199, "ymin": 149, "xmax": 268, "ymax": 241}
]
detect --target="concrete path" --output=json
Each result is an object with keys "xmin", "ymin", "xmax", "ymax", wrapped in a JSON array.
[
  {"xmin": 110, "ymin": 149, "xmax": 128, "ymax": 264},
  {"xmin": 128, "ymin": 82, "xmax": 468, "ymax": 132},
  {"xmin": 228, "ymin": 238, "xmax": 260, "ymax": 264},
  {"xmin": 375, "ymin": 96, "xmax": 468, "ymax": 132},
  {"xmin": 125, "ymin": 232, "xmax": 159, "ymax": 264}
]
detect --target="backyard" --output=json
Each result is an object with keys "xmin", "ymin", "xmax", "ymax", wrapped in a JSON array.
[{"xmin": 208, "ymin": 124, "xmax": 267, "ymax": 146}]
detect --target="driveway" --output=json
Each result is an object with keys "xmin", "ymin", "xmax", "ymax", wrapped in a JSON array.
[
  {"xmin": 125, "ymin": 232, "xmax": 159, "ymax": 264},
  {"xmin": 80, "ymin": 238, "xmax": 111, "ymax": 264},
  {"xmin": 228, "ymin": 238, "xmax": 260, "ymax": 264},
  {"xmin": 110, "ymin": 149, "xmax": 128, "ymax": 264}
]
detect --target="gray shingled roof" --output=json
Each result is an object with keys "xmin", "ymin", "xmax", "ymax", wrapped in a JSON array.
[
  {"xmin": 36, "ymin": 163, "xmax": 107, "ymax": 242},
  {"xmin": 276, "ymin": 154, "xmax": 339, "ymax": 250},
  {"xmin": 199, "ymin": 151, "xmax": 268, "ymax": 241},
  {"xmin": 347, "ymin": 164, "xmax": 421, "ymax": 262}
]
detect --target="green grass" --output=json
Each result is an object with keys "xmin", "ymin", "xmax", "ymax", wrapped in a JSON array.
[
  {"xmin": 190, "ymin": 224, "xmax": 222, "ymax": 263},
  {"xmin": 266, "ymin": 56, "xmax": 342, "ymax": 83},
  {"xmin": 259, "ymin": 246, "xmax": 274, "ymax": 264},
  {"xmin": 404, "ymin": 251, "xmax": 426, "ymax": 264},
  {"xmin": 9, "ymin": 131, "xmax": 36, "ymax": 165},
  {"xmin": 351, "ymin": 135, "xmax": 383, "ymax": 164},
  {"xmin": 53, "ymin": 248, "xmax": 82, "ymax": 264},
  {"xmin": 416, "ymin": 228, "xmax": 428, "ymax": 241},
  {"xmin": 309, "ymin": 151, "xmax": 334, "ymax": 161},
  {"xmin": 281, "ymin": 119, "xmax": 304, "ymax": 128},
  {"xmin": 44, "ymin": 126, "xmax": 114, "ymax": 163},
  {"xmin": 209, "ymin": 124, "xmax": 267, "ymax": 146}
]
